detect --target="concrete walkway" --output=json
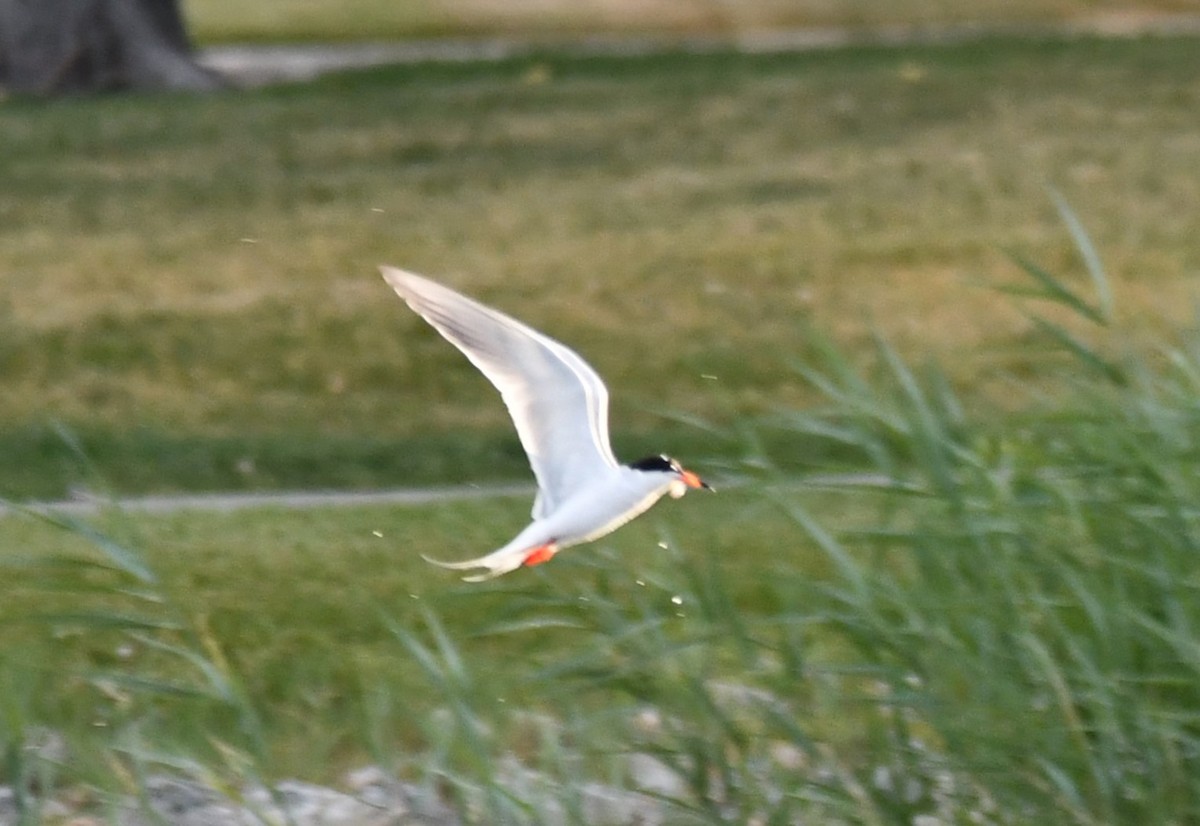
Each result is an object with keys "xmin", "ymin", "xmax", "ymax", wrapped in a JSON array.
[
  {"xmin": 1, "ymin": 474, "xmax": 901, "ymax": 519},
  {"xmin": 199, "ymin": 12, "xmax": 1200, "ymax": 86},
  {"xmin": 2, "ymin": 483, "xmax": 535, "ymax": 519}
]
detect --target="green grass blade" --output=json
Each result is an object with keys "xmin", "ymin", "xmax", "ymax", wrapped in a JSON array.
[
  {"xmin": 769, "ymin": 494, "xmax": 866, "ymax": 599},
  {"xmin": 4, "ymin": 502, "xmax": 157, "ymax": 585},
  {"xmin": 25, "ymin": 611, "xmax": 180, "ymax": 632},
  {"xmin": 87, "ymin": 672, "xmax": 216, "ymax": 701},
  {"xmin": 1050, "ymin": 188, "xmax": 1113, "ymax": 324},
  {"xmin": 1027, "ymin": 315, "xmax": 1125, "ymax": 384},
  {"xmin": 1004, "ymin": 249, "xmax": 1108, "ymax": 326},
  {"xmin": 126, "ymin": 633, "xmax": 242, "ymax": 705}
]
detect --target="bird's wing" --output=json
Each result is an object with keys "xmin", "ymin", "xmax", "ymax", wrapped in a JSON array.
[{"xmin": 382, "ymin": 267, "xmax": 619, "ymax": 517}]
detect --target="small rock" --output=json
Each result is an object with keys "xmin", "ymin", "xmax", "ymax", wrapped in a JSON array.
[
  {"xmin": 627, "ymin": 753, "xmax": 687, "ymax": 799},
  {"xmin": 489, "ymin": 754, "xmax": 669, "ymax": 826},
  {"xmin": 769, "ymin": 741, "xmax": 808, "ymax": 771},
  {"xmin": 245, "ymin": 780, "xmax": 400, "ymax": 825},
  {"xmin": 577, "ymin": 781, "xmax": 666, "ymax": 826},
  {"xmin": 343, "ymin": 765, "xmax": 390, "ymax": 792},
  {"xmin": 0, "ymin": 788, "xmax": 17, "ymax": 824},
  {"xmin": 340, "ymin": 765, "xmax": 461, "ymax": 825},
  {"xmin": 117, "ymin": 776, "xmax": 244, "ymax": 826},
  {"xmin": 24, "ymin": 727, "xmax": 70, "ymax": 766}
]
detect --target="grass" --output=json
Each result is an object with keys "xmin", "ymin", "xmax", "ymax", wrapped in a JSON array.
[
  {"xmin": 5, "ymin": 30, "xmax": 1200, "ymax": 822},
  {"xmin": 0, "ymin": 485, "xmax": 804, "ymax": 777},
  {"xmin": 4, "ymin": 35, "xmax": 1200, "ymax": 498},
  {"xmin": 4, "ymin": 242, "xmax": 1200, "ymax": 822},
  {"xmin": 181, "ymin": 0, "xmax": 1200, "ymax": 43}
]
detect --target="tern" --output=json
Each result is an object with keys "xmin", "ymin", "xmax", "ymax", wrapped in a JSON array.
[{"xmin": 382, "ymin": 267, "xmax": 711, "ymax": 581}]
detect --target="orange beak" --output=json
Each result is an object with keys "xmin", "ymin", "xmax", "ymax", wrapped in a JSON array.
[{"xmin": 680, "ymin": 469, "xmax": 713, "ymax": 491}]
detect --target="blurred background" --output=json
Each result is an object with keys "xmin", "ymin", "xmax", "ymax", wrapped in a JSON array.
[{"xmin": 2, "ymin": 2, "xmax": 1200, "ymax": 824}]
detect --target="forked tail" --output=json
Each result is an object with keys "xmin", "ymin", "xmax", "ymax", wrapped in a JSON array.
[{"xmin": 422, "ymin": 541, "xmax": 558, "ymax": 582}]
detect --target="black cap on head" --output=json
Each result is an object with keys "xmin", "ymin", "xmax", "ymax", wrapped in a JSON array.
[{"xmin": 629, "ymin": 454, "xmax": 678, "ymax": 473}]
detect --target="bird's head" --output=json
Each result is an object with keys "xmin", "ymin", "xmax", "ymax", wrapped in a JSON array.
[{"xmin": 629, "ymin": 454, "xmax": 712, "ymax": 498}]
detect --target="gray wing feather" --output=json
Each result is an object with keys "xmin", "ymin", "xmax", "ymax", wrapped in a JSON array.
[{"xmin": 381, "ymin": 267, "xmax": 619, "ymax": 517}]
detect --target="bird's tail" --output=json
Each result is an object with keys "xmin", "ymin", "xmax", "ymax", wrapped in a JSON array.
[{"xmin": 422, "ymin": 542, "xmax": 554, "ymax": 582}]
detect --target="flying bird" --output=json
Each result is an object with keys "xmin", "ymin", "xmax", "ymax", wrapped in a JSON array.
[{"xmin": 381, "ymin": 267, "xmax": 711, "ymax": 581}]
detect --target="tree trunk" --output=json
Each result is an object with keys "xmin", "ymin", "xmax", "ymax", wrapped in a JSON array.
[{"xmin": 0, "ymin": 0, "xmax": 223, "ymax": 95}]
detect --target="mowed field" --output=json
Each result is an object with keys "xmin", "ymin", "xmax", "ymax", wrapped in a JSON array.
[
  {"xmin": 3, "ymin": 35, "xmax": 1200, "ymax": 498},
  {"xmin": 3, "ymin": 28, "xmax": 1200, "ymax": 824}
]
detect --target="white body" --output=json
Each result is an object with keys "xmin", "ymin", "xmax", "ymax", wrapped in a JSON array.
[
  {"xmin": 381, "ymin": 266, "xmax": 702, "ymax": 581},
  {"xmin": 483, "ymin": 466, "xmax": 687, "ymax": 574}
]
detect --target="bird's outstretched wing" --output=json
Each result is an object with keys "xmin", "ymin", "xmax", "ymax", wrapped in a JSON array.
[{"xmin": 382, "ymin": 267, "xmax": 619, "ymax": 517}]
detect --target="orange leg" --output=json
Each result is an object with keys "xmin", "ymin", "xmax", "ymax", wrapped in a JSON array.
[{"xmin": 522, "ymin": 543, "xmax": 558, "ymax": 567}]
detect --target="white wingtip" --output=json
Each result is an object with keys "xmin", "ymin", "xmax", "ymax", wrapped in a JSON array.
[{"xmin": 380, "ymin": 265, "xmax": 423, "ymax": 292}]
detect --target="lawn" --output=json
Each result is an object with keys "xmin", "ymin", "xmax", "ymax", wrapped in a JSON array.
[
  {"xmin": 3, "ymin": 28, "xmax": 1200, "ymax": 824},
  {"xmin": 0, "ymin": 486, "xmax": 808, "ymax": 778},
  {"xmin": 3, "ymin": 34, "xmax": 1200, "ymax": 499}
]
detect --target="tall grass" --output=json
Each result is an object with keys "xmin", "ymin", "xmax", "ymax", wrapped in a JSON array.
[
  {"xmin": 770, "ymin": 201, "xmax": 1200, "ymax": 822},
  {"xmin": 389, "ymin": 202, "xmax": 1200, "ymax": 823},
  {"xmin": 0, "ymin": 500, "xmax": 276, "ymax": 822},
  {"xmin": 4, "ymin": 203, "xmax": 1200, "ymax": 823}
]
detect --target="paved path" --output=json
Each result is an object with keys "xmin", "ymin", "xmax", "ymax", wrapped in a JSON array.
[
  {"xmin": 200, "ymin": 12, "xmax": 1200, "ymax": 86},
  {"xmin": 2, "ymin": 474, "xmax": 899, "ymax": 519},
  {"xmin": 3, "ymin": 483, "xmax": 535, "ymax": 519}
]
